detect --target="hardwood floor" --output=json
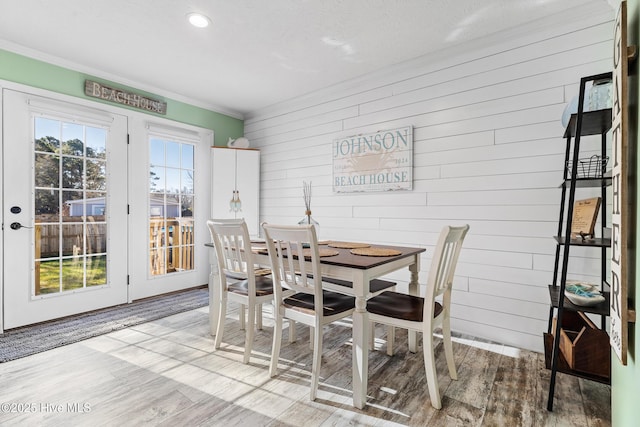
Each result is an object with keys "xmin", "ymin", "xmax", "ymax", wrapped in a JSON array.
[{"xmin": 0, "ymin": 303, "xmax": 610, "ymax": 426}]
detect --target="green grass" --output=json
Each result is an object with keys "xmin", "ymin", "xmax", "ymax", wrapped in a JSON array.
[{"xmin": 37, "ymin": 256, "xmax": 107, "ymax": 295}]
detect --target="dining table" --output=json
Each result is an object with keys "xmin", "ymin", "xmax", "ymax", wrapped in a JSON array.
[{"xmin": 205, "ymin": 239, "xmax": 426, "ymax": 409}]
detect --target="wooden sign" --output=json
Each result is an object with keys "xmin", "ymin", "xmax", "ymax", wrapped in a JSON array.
[
  {"xmin": 571, "ymin": 197, "xmax": 601, "ymax": 239},
  {"xmin": 610, "ymin": 0, "xmax": 628, "ymax": 365},
  {"xmin": 333, "ymin": 126, "xmax": 413, "ymax": 193},
  {"xmin": 84, "ymin": 80, "xmax": 167, "ymax": 115}
]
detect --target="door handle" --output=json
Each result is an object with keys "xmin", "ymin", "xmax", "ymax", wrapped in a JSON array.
[{"xmin": 10, "ymin": 222, "xmax": 32, "ymax": 230}]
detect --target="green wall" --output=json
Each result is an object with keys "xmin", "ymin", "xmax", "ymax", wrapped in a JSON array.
[
  {"xmin": 612, "ymin": 1, "xmax": 640, "ymax": 426},
  {"xmin": 0, "ymin": 49, "xmax": 243, "ymax": 146}
]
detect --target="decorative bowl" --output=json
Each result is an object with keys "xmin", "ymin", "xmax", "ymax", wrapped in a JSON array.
[{"xmin": 564, "ymin": 281, "xmax": 605, "ymax": 306}]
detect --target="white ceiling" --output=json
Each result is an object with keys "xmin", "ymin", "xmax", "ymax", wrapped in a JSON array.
[{"xmin": 0, "ymin": 0, "xmax": 615, "ymax": 118}]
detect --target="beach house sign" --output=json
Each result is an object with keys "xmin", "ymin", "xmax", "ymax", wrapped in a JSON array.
[
  {"xmin": 84, "ymin": 80, "xmax": 167, "ymax": 115},
  {"xmin": 333, "ymin": 126, "xmax": 413, "ymax": 193}
]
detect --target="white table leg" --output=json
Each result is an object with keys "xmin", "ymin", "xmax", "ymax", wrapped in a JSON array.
[
  {"xmin": 408, "ymin": 258, "xmax": 420, "ymax": 352},
  {"xmin": 352, "ymin": 278, "xmax": 369, "ymax": 409}
]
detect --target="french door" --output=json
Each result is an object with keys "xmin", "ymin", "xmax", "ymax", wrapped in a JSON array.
[
  {"xmin": 127, "ymin": 121, "xmax": 212, "ymax": 300},
  {"xmin": 2, "ymin": 90, "xmax": 128, "ymax": 329}
]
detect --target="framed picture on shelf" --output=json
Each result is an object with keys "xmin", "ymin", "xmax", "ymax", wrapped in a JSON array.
[{"xmin": 570, "ymin": 197, "xmax": 601, "ymax": 240}]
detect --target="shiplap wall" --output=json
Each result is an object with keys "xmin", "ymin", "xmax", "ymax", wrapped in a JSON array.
[{"xmin": 245, "ymin": 7, "xmax": 614, "ymax": 352}]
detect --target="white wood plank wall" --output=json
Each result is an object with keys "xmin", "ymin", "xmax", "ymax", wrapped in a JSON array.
[{"xmin": 244, "ymin": 7, "xmax": 614, "ymax": 352}]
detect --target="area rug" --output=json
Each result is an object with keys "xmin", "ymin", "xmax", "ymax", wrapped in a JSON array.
[{"xmin": 0, "ymin": 286, "xmax": 209, "ymax": 363}]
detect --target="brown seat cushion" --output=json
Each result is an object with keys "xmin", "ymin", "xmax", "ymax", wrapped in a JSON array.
[
  {"xmin": 366, "ymin": 291, "xmax": 443, "ymax": 322},
  {"xmin": 283, "ymin": 291, "xmax": 355, "ymax": 316},
  {"xmin": 321, "ymin": 277, "xmax": 396, "ymax": 294},
  {"xmin": 227, "ymin": 276, "xmax": 274, "ymax": 296}
]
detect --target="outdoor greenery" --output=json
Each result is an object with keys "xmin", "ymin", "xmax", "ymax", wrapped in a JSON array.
[
  {"xmin": 37, "ymin": 256, "xmax": 107, "ymax": 295},
  {"xmin": 34, "ymin": 136, "xmax": 106, "ymax": 215}
]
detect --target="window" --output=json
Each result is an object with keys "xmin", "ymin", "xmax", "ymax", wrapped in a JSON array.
[
  {"xmin": 148, "ymin": 137, "xmax": 195, "ymax": 276},
  {"xmin": 33, "ymin": 117, "xmax": 108, "ymax": 294}
]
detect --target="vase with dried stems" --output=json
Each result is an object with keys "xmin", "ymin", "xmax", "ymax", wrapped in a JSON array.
[{"xmin": 298, "ymin": 181, "xmax": 319, "ymax": 231}]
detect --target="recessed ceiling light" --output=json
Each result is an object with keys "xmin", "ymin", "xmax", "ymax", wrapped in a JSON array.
[{"xmin": 187, "ymin": 12, "xmax": 211, "ymax": 28}]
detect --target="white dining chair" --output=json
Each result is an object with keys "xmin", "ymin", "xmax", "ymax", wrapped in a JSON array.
[
  {"xmin": 207, "ymin": 219, "xmax": 274, "ymax": 364},
  {"xmin": 366, "ymin": 224, "xmax": 469, "ymax": 409},
  {"xmin": 262, "ymin": 223, "xmax": 355, "ymax": 401}
]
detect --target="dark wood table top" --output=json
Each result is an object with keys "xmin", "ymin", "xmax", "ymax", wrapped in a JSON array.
[{"xmin": 206, "ymin": 241, "xmax": 425, "ymax": 270}]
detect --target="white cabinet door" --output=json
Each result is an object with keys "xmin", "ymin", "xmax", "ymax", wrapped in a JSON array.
[
  {"xmin": 235, "ymin": 149, "xmax": 260, "ymax": 236},
  {"xmin": 211, "ymin": 148, "xmax": 260, "ymax": 237},
  {"xmin": 211, "ymin": 148, "xmax": 236, "ymax": 222}
]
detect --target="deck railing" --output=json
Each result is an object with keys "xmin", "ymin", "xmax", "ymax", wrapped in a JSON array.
[{"xmin": 149, "ymin": 218, "xmax": 194, "ymax": 275}]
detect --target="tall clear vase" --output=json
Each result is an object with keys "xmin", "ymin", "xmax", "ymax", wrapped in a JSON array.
[{"xmin": 298, "ymin": 210, "xmax": 319, "ymax": 235}]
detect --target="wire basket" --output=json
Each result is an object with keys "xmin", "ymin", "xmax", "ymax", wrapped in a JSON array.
[{"xmin": 565, "ymin": 154, "xmax": 609, "ymax": 179}]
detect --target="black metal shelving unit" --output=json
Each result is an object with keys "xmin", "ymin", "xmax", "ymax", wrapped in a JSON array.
[{"xmin": 545, "ymin": 72, "xmax": 613, "ymax": 411}]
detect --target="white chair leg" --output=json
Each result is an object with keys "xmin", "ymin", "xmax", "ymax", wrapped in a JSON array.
[
  {"xmin": 289, "ymin": 319, "xmax": 296, "ymax": 343},
  {"xmin": 310, "ymin": 325, "xmax": 323, "ymax": 401},
  {"xmin": 243, "ymin": 303, "xmax": 256, "ymax": 364},
  {"xmin": 209, "ymin": 280, "xmax": 219, "ymax": 336},
  {"xmin": 369, "ymin": 322, "xmax": 375, "ymax": 350},
  {"xmin": 309, "ymin": 326, "xmax": 314, "ymax": 350},
  {"xmin": 239, "ymin": 304, "xmax": 246, "ymax": 330},
  {"xmin": 442, "ymin": 319, "xmax": 457, "ymax": 380},
  {"xmin": 269, "ymin": 313, "xmax": 283, "ymax": 377},
  {"xmin": 256, "ymin": 304, "xmax": 263, "ymax": 330},
  {"xmin": 423, "ymin": 332, "xmax": 442, "ymax": 409},
  {"xmin": 386, "ymin": 325, "xmax": 395, "ymax": 356},
  {"xmin": 214, "ymin": 294, "xmax": 227, "ymax": 350},
  {"xmin": 384, "ymin": 285, "xmax": 397, "ymax": 354},
  {"xmin": 409, "ymin": 330, "xmax": 418, "ymax": 353}
]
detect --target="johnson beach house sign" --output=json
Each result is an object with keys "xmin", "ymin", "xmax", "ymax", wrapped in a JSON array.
[{"xmin": 333, "ymin": 126, "xmax": 413, "ymax": 193}]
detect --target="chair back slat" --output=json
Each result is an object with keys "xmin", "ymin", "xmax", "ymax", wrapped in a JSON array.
[
  {"xmin": 262, "ymin": 223, "xmax": 323, "ymax": 306},
  {"xmin": 221, "ymin": 230, "xmax": 244, "ymax": 275},
  {"xmin": 424, "ymin": 225, "xmax": 469, "ymax": 319},
  {"xmin": 207, "ymin": 219, "xmax": 256, "ymax": 284}
]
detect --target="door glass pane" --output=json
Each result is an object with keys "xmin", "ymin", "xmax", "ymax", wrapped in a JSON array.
[
  {"xmin": 181, "ymin": 170, "xmax": 194, "ymax": 194},
  {"xmin": 33, "ymin": 117, "xmax": 108, "ymax": 296},
  {"xmin": 62, "ymin": 190, "xmax": 84, "ymax": 221},
  {"xmin": 62, "ymin": 258, "xmax": 84, "ymax": 291},
  {"xmin": 35, "ymin": 259, "xmax": 60, "ymax": 294},
  {"xmin": 86, "ymin": 255, "xmax": 107, "ymax": 287},
  {"xmin": 35, "ymin": 189, "xmax": 60, "ymax": 222},
  {"xmin": 150, "ymin": 166, "xmax": 165, "ymax": 193},
  {"xmin": 86, "ymin": 160, "xmax": 106, "ymax": 191},
  {"xmin": 86, "ymin": 127, "xmax": 106, "ymax": 159},
  {"xmin": 35, "ymin": 153, "xmax": 59, "ymax": 188},
  {"xmin": 149, "ymin": 137, "xmax": 195, "ymax": 276},
  {"xmin": 62, "ymin": 157, "xmax": 83, "ymax": 189},
  {"xmin": 182, "ymin": 144, "xmax": 194, "ymax": 169},
  {"xmin": 182, "ymin": 195, "xmax": 194, "ymax": 217},
  {"xmin": 165, "ymin": 141, "xmax": 180, "ymax": 168},
  {"xmin": 62, "ymin": 223, "xmax": 84, "ymax": 256},
  {"xmin": 166, "ymin": 168, "xmax": 180, "ymax": 193}
]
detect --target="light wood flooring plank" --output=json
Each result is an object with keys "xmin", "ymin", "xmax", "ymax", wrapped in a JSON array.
[
  {"xmin": 481, "ymin": 348, "xmax": 539, "ymax": 426},
  {"xmin": 0, "ymin": 302, "xmax": 610, "ymax": 426},
  {"xmin": 579, "ymin": 378, "xmax": 611, "ymax": 427}
]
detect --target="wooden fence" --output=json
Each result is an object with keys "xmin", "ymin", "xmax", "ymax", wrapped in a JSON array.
[
  {"xmin": 35, "ymin": 218, "xmax": 106, "ymax": 258},
  {"xmin": 33, "ymin": 216, "xmax": 194, "ymax": 279},
  {"xmin": 149, "ymin": 219, "xmax": 194, "ymax": 275}
]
